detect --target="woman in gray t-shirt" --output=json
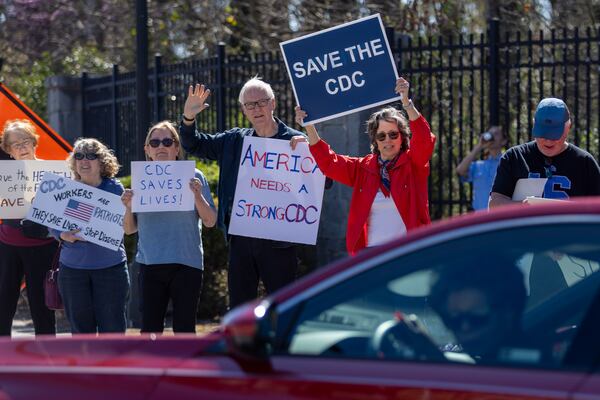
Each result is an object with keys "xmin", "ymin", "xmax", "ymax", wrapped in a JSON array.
[{"xmin": 121, "ymin": 121, "xmax": 216, "ymax": 333}]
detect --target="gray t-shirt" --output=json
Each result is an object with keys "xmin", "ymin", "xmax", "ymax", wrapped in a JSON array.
[{"xmin": 135, "ymin": 169, "xmax": 215, "ymax": 269}]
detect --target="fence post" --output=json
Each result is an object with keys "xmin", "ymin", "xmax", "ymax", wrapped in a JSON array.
[
  {"xmin": 216, "ymin": 43, "xmax": 226, "ymax": 132},
  {"xmin": 385, "ymin": 27, "xmax": 395, "ymax": 53},
  {"xmin": 488, "ymin": 18, "xmax": 500, "ymax": 127},
  {"xmin": 135, "ymin": 0, "xmax": 149, "ymax": 163},
  {"xmin": 111, "ymin": 65, "xmax": 119, "ymax": 149},
  {"xmin": 153, "ymin": 55, "xmax": 162, "ymax": 123},
  {"xmin": 81, "ymin": 72, "xmax": 87, "ymax": 138}
]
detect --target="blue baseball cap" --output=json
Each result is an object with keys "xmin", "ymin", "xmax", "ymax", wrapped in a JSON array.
[{"xmin": 532, "ymin": 98, "xmax": 570, "ymax": 140}]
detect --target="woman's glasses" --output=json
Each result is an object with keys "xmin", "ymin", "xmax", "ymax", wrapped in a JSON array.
[
  {"xmin": 74, "ymin": 152, "xmax": 98, "ymax": 161},
  {"xmin": 10, "ymin": 139, "xmax": 32, "ymax": 150},
  {"xmin": 148, "ymin": 138, "xmax": 175, "ymax": 148},
  {"xmin": 375, "ymin": 131, "xmax": 400, "ymax": 142}
]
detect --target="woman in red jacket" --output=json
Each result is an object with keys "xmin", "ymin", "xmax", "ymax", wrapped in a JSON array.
[{"xmin": 294, "ymin": 77, "xmax": 436, "ymax": 255}]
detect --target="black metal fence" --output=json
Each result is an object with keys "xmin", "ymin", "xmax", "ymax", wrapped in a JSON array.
[{"xmin": 81, "ymin": 20, "xmax": 600, "ymax": 219}]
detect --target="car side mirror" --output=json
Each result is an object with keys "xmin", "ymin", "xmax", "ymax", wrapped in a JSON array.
[{"xmin": 221, "ymin": 300, "xmax": 276, "ymax": 361}]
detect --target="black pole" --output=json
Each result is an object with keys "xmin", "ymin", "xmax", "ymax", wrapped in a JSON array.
[
  {"xmin": 136, "ymin": 0, "xmax": 149, "ymax": 162},
  {"xmin": 488, "ymin": 18, "xmax": 500, "ymax": 127},
  {"xmin": 216, "ymin": 43, "xmax": 226, "ymax": 133}
]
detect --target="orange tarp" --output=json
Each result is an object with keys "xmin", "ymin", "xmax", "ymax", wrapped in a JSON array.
[{"xmin": 0, "ymin": 82, "xmax": 72, "ymax": 160}]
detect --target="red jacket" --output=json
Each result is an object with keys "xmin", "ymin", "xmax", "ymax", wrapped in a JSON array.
[{"xmin": 310, "ymin": 115, "xmax": 436, "ymax": 255}]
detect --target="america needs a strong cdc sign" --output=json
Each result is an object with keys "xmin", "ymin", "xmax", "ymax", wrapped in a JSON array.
[{"xmin": 280, "ymin": 14, "xmax": 400, "ymax": 125}]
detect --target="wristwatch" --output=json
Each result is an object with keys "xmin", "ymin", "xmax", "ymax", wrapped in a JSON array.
[{"xmin": 182, "ymin": 114, "xmax": 195, "ymax": 122}]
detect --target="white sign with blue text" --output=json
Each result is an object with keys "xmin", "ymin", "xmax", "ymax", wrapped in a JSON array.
[
  {"xmin": 228, "ymin": 136, "xmax": 325, "ymax": 245},
  {"xmin": 26, "ymin": 173, "xmax": 125, "ymax": 251},
  {"xmin": 130, "ymin": 160, "xmax": 196, "ymax": 212},
  {"xmin": 280, "ymin": 14, "xmax": 400, "ymax": 125},
  {"xmin": 0, "ymin": 160, "xmax": 72, "ymax": 219}
]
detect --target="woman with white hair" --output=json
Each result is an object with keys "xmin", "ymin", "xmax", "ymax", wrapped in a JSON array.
[
  {"xmin": 180, "ymin": 76, "xmax": 304, "ymax": 308},
  {"xmin": 0, "ymin": 119, "xmax": 59, "ymax": 336}
]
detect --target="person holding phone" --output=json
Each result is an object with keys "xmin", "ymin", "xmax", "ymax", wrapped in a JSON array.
[{"xmin": 456, "ymin": 126, "xmax": 507, "ymax": 211}]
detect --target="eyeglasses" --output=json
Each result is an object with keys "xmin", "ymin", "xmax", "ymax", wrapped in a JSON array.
[
  {"xmin": 148, "ymin": 138, "xmax": 175, "ymax": 148},
  {"xmin": 243, "ymin": 98, "xmax": 271, "ymax": 110},
  {"xmin": 443, "ymin": 311, "xmax": 491, "ymax": 330},
  {"xmin": 74, "ymin": 152, "xmax": 98, "ymax": 161},
  {"xmin": 10, "ymin": 139, "xmax": 32, "ymax": 150},
  {"xmin": 375, "ymin": 131, "xmax": 400, "ymax": 142}
]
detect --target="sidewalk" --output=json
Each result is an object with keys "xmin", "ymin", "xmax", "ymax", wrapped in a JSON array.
[{"xmin": 13, "ymin": 293, "xmax": 219, "ymax": 338}]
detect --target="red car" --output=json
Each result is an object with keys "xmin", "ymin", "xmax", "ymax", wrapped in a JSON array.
[{"xmin": 2, "ymin": 200, "xmax": 600, "ymax": 400}]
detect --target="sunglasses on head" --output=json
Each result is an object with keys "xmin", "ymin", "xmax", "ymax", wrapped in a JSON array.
[
  {"xmin": 148, "ymin": 138, "xmax": 175, "ymax": 148},
  {"xmin": 74, "ymin": 152, "xmax": 98, "ymax": 161},
  {"xmin": 375, "ymin": 131, "xmax": 400, "ymax": 142}
]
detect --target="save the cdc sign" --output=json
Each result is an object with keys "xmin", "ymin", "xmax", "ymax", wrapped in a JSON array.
[{"xmin": 280, "ymin": 14, "xmax": 400, "ymax": 125}]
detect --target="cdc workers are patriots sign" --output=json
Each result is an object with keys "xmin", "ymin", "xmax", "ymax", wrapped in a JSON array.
[
  {"xmin": 27, "ymin": 173, "xmax": 125, "ymax": 251},
  {"xmin": 228, "ymin": 136, "xmax": 325, "ymax": 245},
  {"xmin": 280, "ymin": 14, "xmax": 400, "ymax": 125}
]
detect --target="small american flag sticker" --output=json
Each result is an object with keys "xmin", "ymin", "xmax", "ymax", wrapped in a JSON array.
[{"xmin": 64, "ymin": 199, "xmax": 95, "ymax": 223}]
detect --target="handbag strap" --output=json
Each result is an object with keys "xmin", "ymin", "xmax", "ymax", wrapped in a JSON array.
[{"xmin": 51, "ymin": 243, "xmax": 62, "ymax": 271}]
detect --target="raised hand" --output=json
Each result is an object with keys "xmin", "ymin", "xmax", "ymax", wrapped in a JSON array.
[
  {"xmin": 294, "ymin": 106, "xmax": 320, "ymax": 145},
  {"xmin": 183, "ymin": 84, "xmax": 211, "ymax": 120},
  {"xmin": 294, "ymin": 106, "xmax": 308, "ymax": 127},
  {"xmin": 395, "ymin": 77, "xmax": 410, "ymax": 104}
]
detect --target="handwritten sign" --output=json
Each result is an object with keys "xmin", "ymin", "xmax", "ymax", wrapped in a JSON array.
[
  {"xmin": 0, "ymin": 160, "xmax": 72, "ymax": 219},
  {"xmin": 27, "ymin": 173, "xmax": 125, "ymax": 251},
  {"xmin": 228, "ymin": 137, "xmax": 325, "ymax": 245},
  {"xmin": 130, "ymin": 160, "xmax": 195, "ymax": 212},
  {"xmin": 280, "ymin": 14, "xmax": 400, "ymax": 125}
]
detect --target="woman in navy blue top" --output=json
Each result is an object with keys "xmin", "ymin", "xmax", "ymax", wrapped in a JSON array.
[{"xmin": 53, "ymin": 138, "xmax": 129, "ymax": 334}]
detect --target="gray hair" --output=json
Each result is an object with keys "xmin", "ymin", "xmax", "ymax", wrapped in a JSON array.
[{"xmin": 238, "ymin": 76, "xmax": 275, "ymax": 104}]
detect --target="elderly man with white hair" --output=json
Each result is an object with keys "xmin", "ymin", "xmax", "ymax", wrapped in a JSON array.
[{"xmin": 180, "ymin": 77, "xmax": 304, "ymax": 308}]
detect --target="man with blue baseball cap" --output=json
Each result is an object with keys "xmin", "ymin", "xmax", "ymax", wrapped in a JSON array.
[
  {"xmin": 490, "ymin": 97, "xmax": 600, "ymax": 207},
  {"xmin": 532, "ymin": 98, "xmax": 570, "ymax": 139}
]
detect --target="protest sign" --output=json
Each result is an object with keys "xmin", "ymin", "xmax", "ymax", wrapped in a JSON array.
[
  {"xmin": 27, "ymin": 173, "xmax": 125, "ymax": 251},
  {"xmin": 0, "ymin": 160, "xmax": 72, "ymax": 219},
  {"xmin": 280, "ymin": 14, "xmax": 400, "ymax": 125},
  {"xmin": 228, "ymin": 137, "xmax": 325, "ymax": 245},
  {"xmin": 130, "ymin": 160, "xmax": 195, "ymax": 212}
]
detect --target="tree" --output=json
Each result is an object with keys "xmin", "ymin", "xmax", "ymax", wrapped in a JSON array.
[{"xmin": 0, "ymin": 0, "xmax": 229, "ymax": 117}]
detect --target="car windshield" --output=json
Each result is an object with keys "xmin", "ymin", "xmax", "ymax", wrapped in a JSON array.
[{"xmin": 279, "ymin": 222, "xmax": 600, "ymax": 369}]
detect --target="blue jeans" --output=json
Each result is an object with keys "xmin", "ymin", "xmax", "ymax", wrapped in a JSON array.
[{"xmin": 58, "ymin": 262, "xmax": 130, "ymax": 334}]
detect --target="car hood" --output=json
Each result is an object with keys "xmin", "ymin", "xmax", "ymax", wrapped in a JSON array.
[{"xmin": 0, "ymin": 332, "xmax": 223, "ymax": 369}]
